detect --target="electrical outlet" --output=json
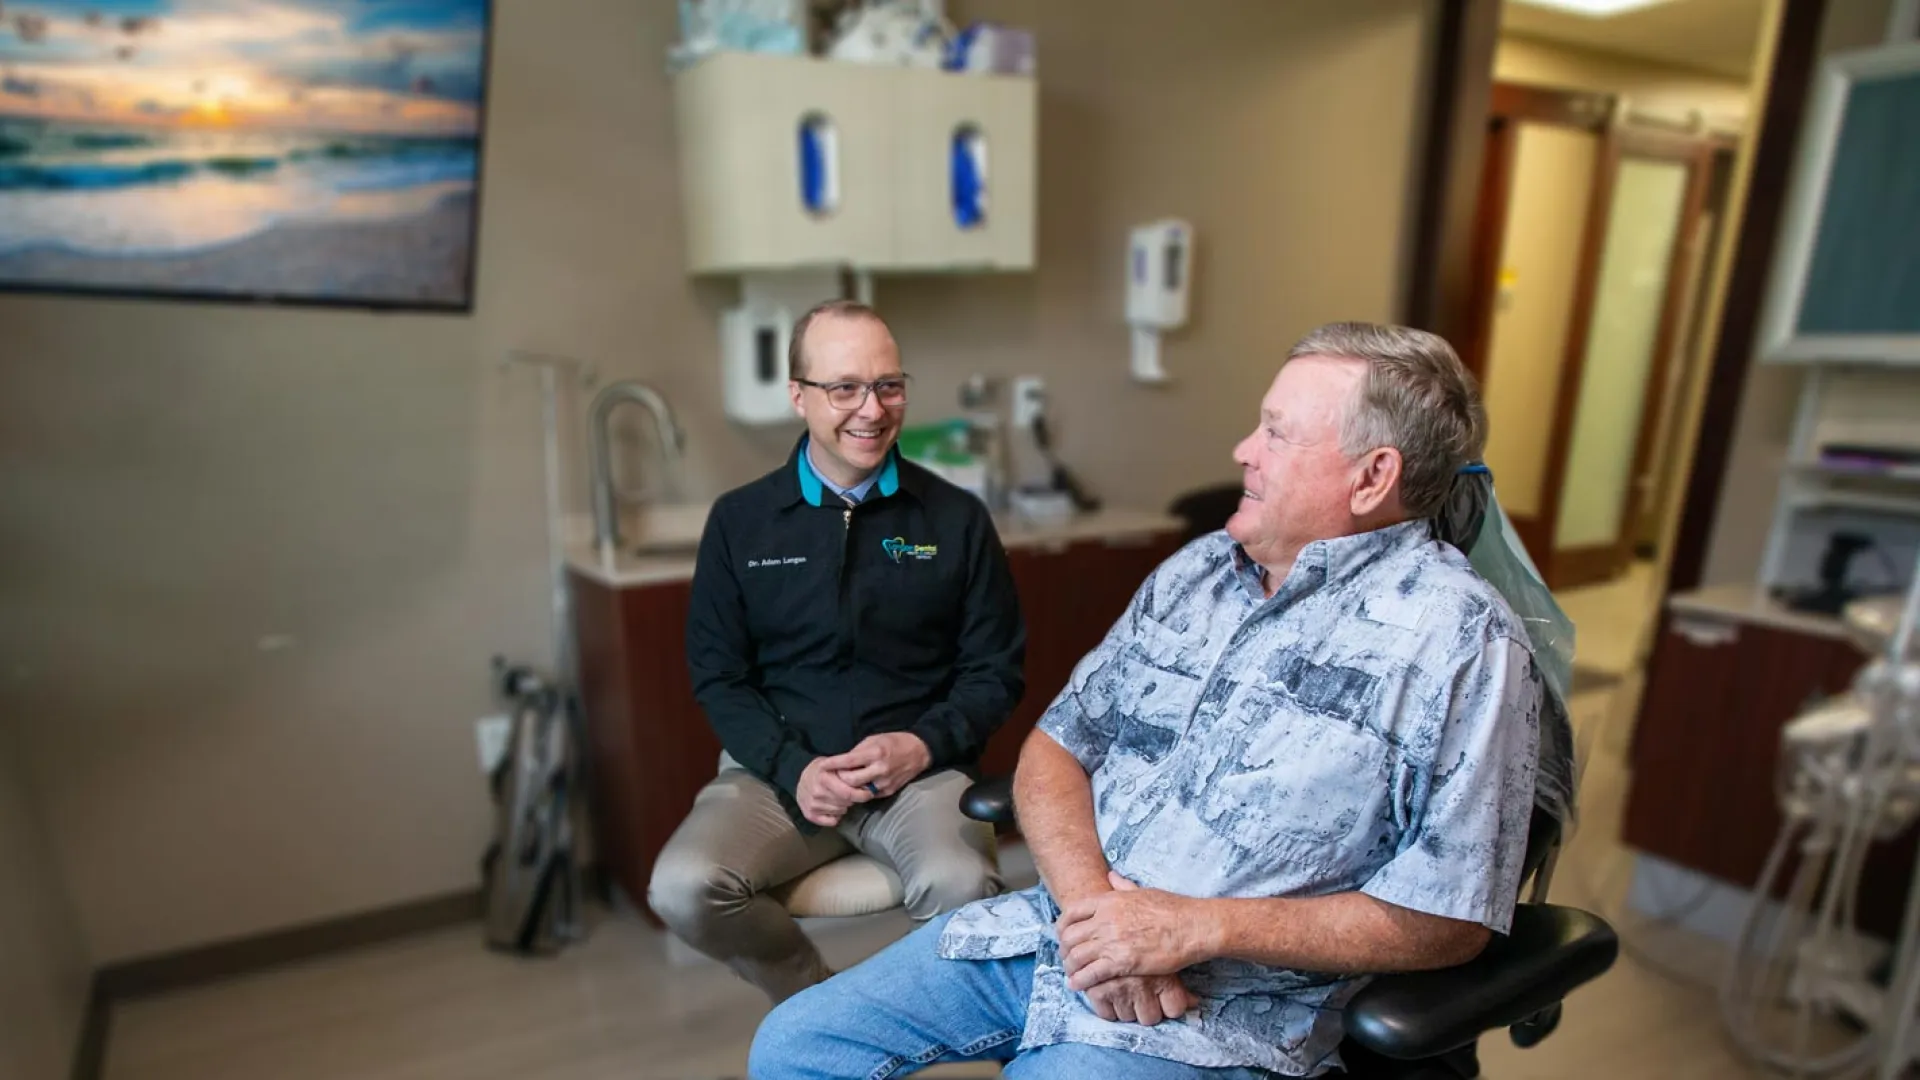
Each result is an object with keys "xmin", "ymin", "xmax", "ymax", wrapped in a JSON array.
[
  {"xmin": 475, "ymin": 715, "xmax": 512, "ymax": 774},
  {"xmin": 1012, "ymin": 376, "xmax": 1046, "ymax": 430}
]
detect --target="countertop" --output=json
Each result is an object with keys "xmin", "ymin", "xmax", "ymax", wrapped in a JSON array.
[
  {"xmin": 564, "ymin": 505, "xmax": 1185, "ymax": 589},
  {"xmin": 1666, "ymin": 583, "xmax": 1854, "ymax": 642}
]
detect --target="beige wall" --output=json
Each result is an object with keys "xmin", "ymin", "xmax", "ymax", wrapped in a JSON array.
[
  {"xmin": 1698, "ymin": 0, "xmax": 1893, "ymax": 586},
  {"xmin": 0, "ymin": 724, "xmax": 89, "ymax": 1080},
  {"xmin": 0, "ymin": 0, "xmax": 1432, "ymax": 963},
  {"xmin": 1494, "ymin": 33, "xmax": 1753, "ymax": 127}
]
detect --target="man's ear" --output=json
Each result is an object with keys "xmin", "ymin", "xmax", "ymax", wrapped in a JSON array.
[
  {"xmin": 788, "ymin": 380, "xmax": 806, "ymax": 418},
  {"xmin": 1351, "ymin": 447, "xmax": 1402, "ymax": 517}
]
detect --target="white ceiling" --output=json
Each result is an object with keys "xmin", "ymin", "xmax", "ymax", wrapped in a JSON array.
[{"xmin": 1500, "ymin": 0, "xmax": 1769, "ymax": 80}]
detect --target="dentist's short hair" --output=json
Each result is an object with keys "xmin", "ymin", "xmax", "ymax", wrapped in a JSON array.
[
  {"xmin": 788, "ymin": 299, "xmax": 886, "ymax": 381},
  {"xmin": 1285, "ymin": 322, "xmax": 1487, "ymax": 518}
]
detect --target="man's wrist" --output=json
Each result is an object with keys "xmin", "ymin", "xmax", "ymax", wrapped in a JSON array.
[
  {"xmin": 1047, "ymin": 870, "xmax": 1114, "ymax": 912},
  {"xmin": 902, "ymin": 714, "xmax": 956, "ymax": 772},
  {"xmin": 902, "ymin": 732, "xmax": 932, "ymax": 774},
  {"xmin": 1184, "ymin": 897, "xmax": 1229, "ymax": 967},
  {"xmin": 774, "ymin": 748, "xmax": 816, "ymax": 796}
]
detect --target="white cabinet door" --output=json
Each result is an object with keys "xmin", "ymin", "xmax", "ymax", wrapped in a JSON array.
[
  {"xmin": 886, "ymin": 69, "xmax": 1037, "ymax": 271},
  {"xmin": 673, "ymin": 54, "xmax": 893, "ymax": 272}
]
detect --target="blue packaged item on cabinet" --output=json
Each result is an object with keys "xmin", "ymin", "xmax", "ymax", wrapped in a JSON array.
[{"xmin": 950, "ymin": 129, "xmax": 985, "ymax": 228}]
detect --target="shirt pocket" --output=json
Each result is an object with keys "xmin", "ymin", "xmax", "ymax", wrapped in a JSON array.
[
  {"xmin": 1111, "ymin": 616, "xmax": 1204, "ymax": 761},
  {"xmin": 1129, "ymin": 614, "xmax": 1204, "ymax": 676},
  {"xmin": 1193, "ymin": 693, "xmax": 1391, "ymax": 860}
]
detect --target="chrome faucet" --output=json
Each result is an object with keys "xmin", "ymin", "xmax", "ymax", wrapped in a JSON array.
[{"xmin": 589, "ymin": 380, "xmax": 686, "ymax": 555}]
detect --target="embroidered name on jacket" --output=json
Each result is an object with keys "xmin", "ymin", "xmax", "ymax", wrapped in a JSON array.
[
  {"xmin": 746, "ymin": 556, "xmax": 808, "ymax": 568},
  {"xmin": 882, "ymin": 537, "xmax": 938, "ymax": 563}
]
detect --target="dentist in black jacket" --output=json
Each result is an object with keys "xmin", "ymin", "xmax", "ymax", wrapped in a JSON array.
[{"xmin": 648, "ymin": 299, "xmax": 1026, "ymax": 1004}]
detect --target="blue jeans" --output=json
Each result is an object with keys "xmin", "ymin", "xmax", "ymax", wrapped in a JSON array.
[{"xmin": 748, "ymin": 912, "xmax": 1280, "ymax": 1080}]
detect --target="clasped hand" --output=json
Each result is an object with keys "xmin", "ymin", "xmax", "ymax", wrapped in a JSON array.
[
  {"xmin": 1055, "ymin": 872, "xmax": 1209, "ymax": 1026},
  {"xmin": 794, "ymin": 732, "xmax": 931, "ymax": 827}
]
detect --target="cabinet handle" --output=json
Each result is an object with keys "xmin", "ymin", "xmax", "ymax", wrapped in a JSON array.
[
  {"xmin": 952, "ymin": 124, "xmax": 987, "ymax": 229},
  {"xmin": 798, "ymin": 113, "xmax": 839, "ymax": 216},
  {"xmin": 1672, "ymin": 616, "xmax": 1738, "ymax": 648}
]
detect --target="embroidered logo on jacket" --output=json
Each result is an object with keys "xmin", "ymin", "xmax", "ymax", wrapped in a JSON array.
[{"xmin": 882, "ymin": 537, "xmax": 938, "ymax": 563}]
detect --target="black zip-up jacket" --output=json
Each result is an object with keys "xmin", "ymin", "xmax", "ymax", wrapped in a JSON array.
[{"xmin": 685, "ymin": 436, "xmax": 1026, "ymax": 825}]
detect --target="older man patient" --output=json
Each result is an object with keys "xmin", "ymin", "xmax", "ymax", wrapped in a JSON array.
[{"xmin": 748, "ymin": 322, "xmax": 1545, "ymax": 1078}]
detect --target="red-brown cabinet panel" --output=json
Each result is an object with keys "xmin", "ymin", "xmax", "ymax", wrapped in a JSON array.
[{"xmin": 1623, "ymin": 611, "xmax": 1916, "ymax": 939}]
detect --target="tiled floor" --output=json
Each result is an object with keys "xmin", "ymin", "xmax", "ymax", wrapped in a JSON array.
[{"xmin": 103, "ymin": 561, "xmax": 1775, "ymax": 1079}]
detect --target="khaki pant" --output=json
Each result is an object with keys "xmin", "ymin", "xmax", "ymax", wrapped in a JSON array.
[{"xmin": 647, "ymin": 754, "xmax": 1001, "ymax": 1003}]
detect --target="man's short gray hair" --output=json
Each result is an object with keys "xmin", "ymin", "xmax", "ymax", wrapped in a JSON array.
[{"xmin": 1286, "ymin": 321, "xmax": 1487, "ymax": 519}]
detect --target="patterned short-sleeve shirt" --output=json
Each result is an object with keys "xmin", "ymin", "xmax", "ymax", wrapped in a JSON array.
[{"xmin": 936, "ymin": 520, "xmax": 1542, "ymax": 1075}]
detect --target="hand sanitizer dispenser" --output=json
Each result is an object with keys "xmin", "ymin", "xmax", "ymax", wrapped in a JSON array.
[
  {"xmin": 720, "ymin": 304, "xmax": 794, "ymax": 425},
  {"xmin": 720, "ymin": 269, "xmax": 842, "ymax": 424},
  {"xmin": 1125, "ymin": 219, "xmax": 1193, "ymax": 384}
]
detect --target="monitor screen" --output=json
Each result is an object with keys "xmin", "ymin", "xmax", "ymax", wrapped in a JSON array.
[{"xmin": 0, "ymin": 0, "xmax": 492, "ymax": 311}]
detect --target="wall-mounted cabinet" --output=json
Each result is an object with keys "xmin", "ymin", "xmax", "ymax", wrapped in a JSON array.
[
  {"xmin": 671, "ymin": 52, "xmax": 1037, "ymax": 275},
  {"xmin": 890, "ymin": 69, "xmax": 1036, "ymax": 270}
]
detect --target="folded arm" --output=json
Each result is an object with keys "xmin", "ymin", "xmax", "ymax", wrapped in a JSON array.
[
  {"xmin": 1059, "ymin": 885, "xmax": 1489, "ymax": 992},
  {"xmin": 1019, "ymin": 729, "xmax": 1198, "ymax": 1025},
  {"xmin": 999, "ymin": 543, "xmax": 1179, "ymax": 1020},
  {"xmin": 1015, "ymin": 728, "xmax": 1113, "ymax": 907}
]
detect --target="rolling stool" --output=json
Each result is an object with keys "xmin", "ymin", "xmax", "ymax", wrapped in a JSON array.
[{"xmin": 768, "ymin": 854, "xmax": 909, "ymax": 919}]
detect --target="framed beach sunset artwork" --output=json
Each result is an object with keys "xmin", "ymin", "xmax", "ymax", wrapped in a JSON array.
[{"xmin": 0, "ymin": 0, "xmax": 491, "ymax": 310}]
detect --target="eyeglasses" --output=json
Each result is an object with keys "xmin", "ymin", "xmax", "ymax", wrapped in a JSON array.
[{"xmin": 794, "ymin": 376, "xmax": 911, "ymax": 411}]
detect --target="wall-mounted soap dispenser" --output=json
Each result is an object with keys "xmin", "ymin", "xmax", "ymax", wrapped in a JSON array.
[{"xmin": 1125, "ymin": 219, "xmax": 1194, "ymax": 384}]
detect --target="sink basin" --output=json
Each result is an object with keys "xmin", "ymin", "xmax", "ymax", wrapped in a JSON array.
[
  {"xmin": 632, "ymin": 537, "xmax": 702, "ymax": 556},
  {"xmin": 622, "ymin": 503, "xmax": 709, "ymax": 558}
]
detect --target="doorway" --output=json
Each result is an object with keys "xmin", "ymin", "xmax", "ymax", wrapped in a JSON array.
[{"xmin": 1463, "ymin": 82, "xmax": 1733, "ymax": 590}]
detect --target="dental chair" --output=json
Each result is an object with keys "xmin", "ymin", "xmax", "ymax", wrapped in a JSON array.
[{"xmin": 956, "ymin": 779, "xmax": 1615, "ymax": 1079}]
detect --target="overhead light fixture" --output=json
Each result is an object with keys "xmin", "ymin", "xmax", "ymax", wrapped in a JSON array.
[{"xmin": 1508, "ymin": 0, "xmax": 1676, "ymax": 16}]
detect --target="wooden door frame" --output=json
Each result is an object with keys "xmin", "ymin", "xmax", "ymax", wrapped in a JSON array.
[
  {"xmin": 1632, "ymin": 144, "xmax": 1741, "ymax": 553},
  {"xmin": 1459, "ymin": 82, "xmax": 1615, "ymax": 560},
  {"xmin": 1461, "ymin": 82, "xmax": 1618, "ymax": 386},
  {"xmin": 1543, "ymin": 128, "xmax": 1717, "ymax": 589},
  {"xmin": 1402, "ymin": 0, "xmax": 1502, "ymax": 349}
]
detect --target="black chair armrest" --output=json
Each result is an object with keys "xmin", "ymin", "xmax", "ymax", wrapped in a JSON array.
[
  {"xmin": 1343, "ymin": 904, "xmax": 1618, "ymax": 1061},
  {"xmin": 961, "ymin": 775, "xmax": 1015, "ymax": 825}
]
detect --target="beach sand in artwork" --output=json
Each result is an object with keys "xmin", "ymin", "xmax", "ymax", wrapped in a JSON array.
[{"xmin": 0, "ymin": 191, "xmax": 477, "ymax": 306}]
